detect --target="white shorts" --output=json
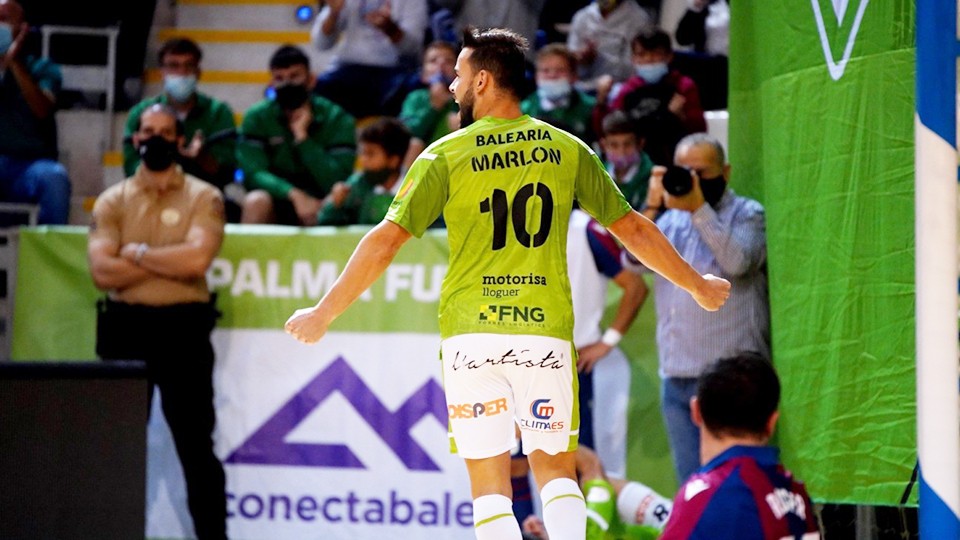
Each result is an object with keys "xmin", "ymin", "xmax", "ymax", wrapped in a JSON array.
[{"xmin": 441, "ymin": 333, "xmax": 579, "ymax": 459}]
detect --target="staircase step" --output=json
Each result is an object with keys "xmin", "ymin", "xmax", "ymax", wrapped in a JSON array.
[{"xmin": 175, "ymin": 1, "xmax": 318, "ymax": 31}]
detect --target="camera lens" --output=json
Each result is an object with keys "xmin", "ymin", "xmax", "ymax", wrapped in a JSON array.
[{"xmin": 661, "ymin": 166, "xmax": 694, "ymax": 196}]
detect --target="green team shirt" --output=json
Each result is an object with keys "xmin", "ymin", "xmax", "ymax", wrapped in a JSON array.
[{"xmin": 386, "ymin": 114, "xmax": 631, "ymax": 340}]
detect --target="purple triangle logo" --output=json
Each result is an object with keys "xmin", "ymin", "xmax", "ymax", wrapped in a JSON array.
[{"xmin": 226, "ymin": 356, "xmax": 448, "ymax": 471}]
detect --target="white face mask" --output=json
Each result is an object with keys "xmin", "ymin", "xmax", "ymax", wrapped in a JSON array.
[
  {"xmin": 163, "ymin": 74, "xmax": 198, "ymax": 103},
  {"xmin": 537, "ymin": 79, "xmax": 572, "ymax": 102},
  {"xmin": 0, "ymin": 23, "xmax": 14, "ymax": 56},
  {"xmin": 635, "ymin": 62, "xmax": 669, "ymax": 84}
]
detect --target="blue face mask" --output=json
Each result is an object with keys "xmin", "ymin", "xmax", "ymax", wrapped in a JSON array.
[
  {"xmin": 0, "ymin": 23, "xmax": 14, "ymax": 57},
  {"xmin": 635, "ymin": 62, "xmax": 669, "ymax": 84},
  {"xmin": 163, "ymin": 74, "xmax": 198, "ymax": 103},
  {"xmin": 537, "ymin": 79, "xmax": 572, "ymax": 102}
]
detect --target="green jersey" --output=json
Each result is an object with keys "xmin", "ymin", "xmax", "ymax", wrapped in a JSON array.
[{"xmin": 386, "ymin": 114, "xmax": 631, "ymax": 340}]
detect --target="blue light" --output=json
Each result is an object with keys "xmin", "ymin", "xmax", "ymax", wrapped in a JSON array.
[
  {"xmin": 295, "ymin": 5, "xmax": 313, "ymax": 23},
  {"xmin": 264, "ymin": 86, "xmax": 276, "ymax": 100}
]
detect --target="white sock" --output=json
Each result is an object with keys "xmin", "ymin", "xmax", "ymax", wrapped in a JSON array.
[
  {"xmin": 473, "ymin": 494, "xmax": 521, "ymax": 540},
  {"xmin": 540, "ymin": 477, "xmax": 586, "ymax": 540},
  {"xmin": 617, "ymin": 480, "xmax": 674, "ymax": 529}
]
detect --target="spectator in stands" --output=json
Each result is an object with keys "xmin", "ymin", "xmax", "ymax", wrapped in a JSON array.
[
  {"xmin": 237, "ymin": 45, "xmax": 356, "ymax": 226},
  {"xmin": 123, "ymin": 38, "xmax": 240, "ymax": 221},
  {"xmin": 599, "ymin": 111, "xmax": 654, "ymax": 211},
  {"xmin": 89, "ymin": 103, "xmax": 227, "ymax": 540},
  {"xmin": 566, "ymin": 0, "xmax": 655, "ymax": 91},
  {"xmin": 676, "ymin": 0, "xmax": 729, "ymax": 58},
  {"xmin": 0, "ymin": 0, "xmax": 70, "ymax": 224},
  {"xmin": 310, "ymin": 0, "xmax": 428, "ymax": 118},
  {"xmin": 399, "ymin": 40, "xmax": 459, "ymax": 167},
  {"xmin": 595, "ymin": 28, "xmax": 706, "ymax": 166},
  {"xmin": 674, "ymin": 0, "xmax": 729, "ymax": 110},
  {"xmin": 642, "ymin": 133, "xmax": 769, "ymax": 483},
  {"xmin": 521, "ymin": 44, "xmax": 596, "ymax": 145},
  {"xmin": 317, "ymin": 117, "xmax": 411, "ymax": 226},
  {"xmin": 660, "ymin": 353, "xmax": 820, "ymax": 539},
  {"xmin": 431, "ymin": 0, "xmax": 545, "ymax": 61}
]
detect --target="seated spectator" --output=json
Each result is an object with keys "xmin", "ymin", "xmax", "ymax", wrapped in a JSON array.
[
  {"xmin": 566, "ymin": 0, "xmax": 655, "ymax": 91},
  {"xmin": 595, "ymin": 28, "xmax": 706, "ymax": 166},
  {"xmin": 674, "ymin": 0, "xmax": 729, "ymax": 110},
  {"xmin": 399, "ymin": 40, "xmax": 459, "ymax": 167},
  {"xmin": 660, "ymin": 353, "xmax": 820, "ymax": 539},
  {"xmin": 0, "ymin": 0, "xmax": 70, "ymax": 224},
  {"xmin": 521, "ymin": 44, "xmax": 596, "ymax": 145},
  {"xmin": 432, "ymin": 0, "xmax": 545, "ymax": 62},
  {"xmin": 123, "ymin": 38, "xmax": 239, "ymax": 221},
  {"xmin": 238, "ymin": 45, "xmax": 356, "ymax": 226},
  {"xmin": 317, "ymin": 117, "xmax": 410, "ymax": 226},
  {"xmin": 599, "ymin": 110, "xmax": 654, "ymax": 210},
  {"xmin": 310, "ymin": 0, "xmax": 428, "ymax": 119}
]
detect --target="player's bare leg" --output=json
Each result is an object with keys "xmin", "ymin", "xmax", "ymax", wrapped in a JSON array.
[{"xmin": 465, "ymin": 452, "xmax": 522, "ymax": 539}]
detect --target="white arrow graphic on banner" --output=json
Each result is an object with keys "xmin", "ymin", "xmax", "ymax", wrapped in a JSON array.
[{"xmin": 811, "ymin": 0, "xmax": 870, "ymax": 80}]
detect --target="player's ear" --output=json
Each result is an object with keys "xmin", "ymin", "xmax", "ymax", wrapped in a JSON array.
[
  {"xmin": 690, "ymin": 396, "xmax": 704, "ymax": 428},
  {"xmin": 475, "ymin": 69, "xmax": 489, "ymax": 94}
]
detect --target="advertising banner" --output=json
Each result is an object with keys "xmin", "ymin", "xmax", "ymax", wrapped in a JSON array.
[{"xmin": 729, "ymin": 0, "xmax": 917, "ymax": 505}]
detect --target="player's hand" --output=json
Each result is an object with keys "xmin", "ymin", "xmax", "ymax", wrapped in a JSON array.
[
  {"xmin": 692, "ymin": 274, "xmax": 730, "ymax": 312},
  {"xmin": 284, "ymin": 306, "xmax": 331, "ymax": 344},
  {"xmin": 576, "ymin": 342, "xmax": 611, "ymax": 373}
]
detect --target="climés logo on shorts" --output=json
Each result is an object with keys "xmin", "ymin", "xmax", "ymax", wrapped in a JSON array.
[
  {"xmin": 518, "ymin": 398, "xmax": 564, "ymax": 432},
  {"xmin": 478, "ymin": 304, "xmax": 545, "ymax": 325},
  {"xmin": 448, "ymin": 397, "xmax": 509, "ymax": 419}
]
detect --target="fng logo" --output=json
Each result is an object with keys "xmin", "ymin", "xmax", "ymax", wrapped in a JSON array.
[
  {"xmin": 225, "ymin": 357, "xmax": 447, "ymax": 471},
  {"xmin": 479, "ymin": 304, "xmax": 545, "ymax": 323},
  {"xmin": 530, "ymin": 398, "xmax": 554, "ymax": 420}
]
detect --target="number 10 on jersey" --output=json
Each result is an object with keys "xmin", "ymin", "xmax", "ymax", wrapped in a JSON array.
[{"xmin": 479, "ymin": 183, "xmax": 554, "ymax": 250}]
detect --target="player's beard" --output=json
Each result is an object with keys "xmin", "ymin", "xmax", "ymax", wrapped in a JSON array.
[{"xmin": 458, "ymin": 86, "xmax": 476, "ymax": 129}]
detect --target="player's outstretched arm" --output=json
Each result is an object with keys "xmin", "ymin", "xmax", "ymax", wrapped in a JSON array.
[
  {"xmin": 285, "ymin": 220, "xmax": 413, "ymax": 343},
  {"xmin": 607, "ymin": 211, "xmax": 730, "ymax": 312}
]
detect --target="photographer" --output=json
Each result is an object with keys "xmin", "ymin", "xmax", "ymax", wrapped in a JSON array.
[{"xmin": 640, "ymin": 133, "xmax": 769, "ymax": 484}]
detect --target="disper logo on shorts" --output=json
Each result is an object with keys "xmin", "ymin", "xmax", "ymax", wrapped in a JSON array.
[
  {"xmin": 530, "ymin": 398, "xmax": 554, "ymax": 420},
  {"xmin": 448, "ymin": 397, "xmax": 509, "ymax": 419},
  {"xmin": 479, "ymin": 304, "xmax": 545, "ymax": 323},
  {"xmin": 225, "ymin": 356, "xmax": 447, "ymax": 471}
]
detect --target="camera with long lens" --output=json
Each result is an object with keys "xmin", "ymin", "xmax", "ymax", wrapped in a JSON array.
[{"xmin": 661, "ymin": 166, "xmax": 694, "ymax": 196}]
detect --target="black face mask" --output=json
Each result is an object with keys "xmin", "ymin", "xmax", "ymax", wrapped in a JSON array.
[
  {"xmin": 138, "ymin": 135, "xmax": 178, "ymax": 171},
  {"xmin": 362, "ymin": 167, "xmax": 397, "ymax": 186},
  {"xmin": 275, "ymin": 83, "xmax": 309, "ymax": 110},
  {"xmin": 699, "ymin": 174, "xmax": 727, "ymax": 207}
]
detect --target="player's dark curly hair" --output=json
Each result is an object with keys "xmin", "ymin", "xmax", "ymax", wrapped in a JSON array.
[{"xmin": 461, "ymin": 26, "xmax": 528, "ymax": 100}]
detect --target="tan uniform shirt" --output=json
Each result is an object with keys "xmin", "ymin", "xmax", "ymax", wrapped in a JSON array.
[{"xmin": 91, "ymin": 166, "xmax": 225, "ymax": 306}]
